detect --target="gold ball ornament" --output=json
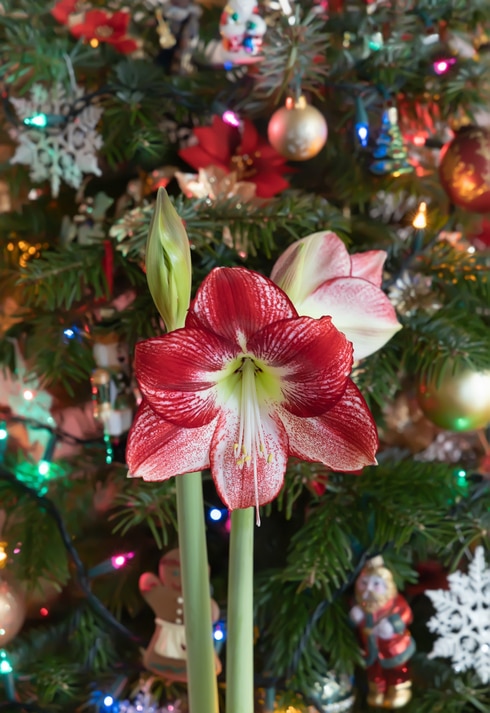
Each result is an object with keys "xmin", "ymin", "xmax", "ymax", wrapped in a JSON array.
[
  {"xmin": 267, "ymin": 96, "xmax": 328, "ymax": 161},
  {"xmin": 418, "ymin": 366, "xmax": 490, "ymax": 432},
  {"xmin": 0, "ymin": 572, "xmax": 26, "ymax": 645}
]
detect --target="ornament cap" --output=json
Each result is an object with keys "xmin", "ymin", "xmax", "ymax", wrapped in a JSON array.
[
  {"xmin": 285, "ymin": 95, "xmax": 308, "ymax": 111},
  {"xmin": 365, "ymin": 555, "xmax": 385, "ymax": 570}
]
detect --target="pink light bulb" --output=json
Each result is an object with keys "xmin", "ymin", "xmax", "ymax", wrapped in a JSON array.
[
  {"xmin": 433, "ymin": 57, "xmax": 456, "ymax": 75},
  {"xmin": 111, "ymin": 552, "xmax": 134, "ymax": 569},
  {"xmin": 222, "ymin": 110, "xmax": 240, "ymax": 127}
]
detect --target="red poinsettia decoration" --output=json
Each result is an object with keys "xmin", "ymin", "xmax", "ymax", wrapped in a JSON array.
[
  {"xmin": 126, "ymin": 267, "xmax": 378, "ymax": 511},
  {"xmin": 179, "ymin": 116, "xmax": 290, "ymax": 199},
  {"xmin": 51, "ymin": 0, "xmax": 89, "ymax": 25},
  {"xmin": 51, "ymin": 2, "xmax": 140, "ymax": 55}
]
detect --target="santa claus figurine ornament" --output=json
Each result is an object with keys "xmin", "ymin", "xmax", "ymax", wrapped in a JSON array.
[{"xmin": 349, "ymin": 556, "xmax": 415, "ymax": 709}]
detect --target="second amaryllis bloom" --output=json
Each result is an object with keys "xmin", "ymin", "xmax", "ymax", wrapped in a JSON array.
[
  {"xmin": 270, "ymin": 231, "xmax": 402, "ymax": 361},
  {"xmin": 127, "ymin": 267, "xmax": 378, "ymax": 512}
]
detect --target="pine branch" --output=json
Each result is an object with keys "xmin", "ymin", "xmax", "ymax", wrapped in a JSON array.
[
  {"xmin": 109, "ymin": 479, "xmax": 178, "ymax": 550},
  {"xmin": 245, "ymin": 8, "xmax": 329, "ymax": 112},
  {"xmin": 0, "ymin": 468, "xmax": 140, "ymax": 645},
  {"xmin": 111, "ymin": 192, "xmax": 348, "ymax": 268},
  {"xmin": 18, "ymin": 245, "xmax": 110, "ymax": 310},
  {"xmin": 401, "ymin": 305, "xmax": 490, "ymax": 383}
]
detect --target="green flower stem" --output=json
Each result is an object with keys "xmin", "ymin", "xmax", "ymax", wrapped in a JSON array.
[
  {"xmin": 176, "ymin": 472, "xmax": 219, "ymax": 713},
  {"xmin": 226, "ymin": 507, "xmax": 255, "ymax": 713}
]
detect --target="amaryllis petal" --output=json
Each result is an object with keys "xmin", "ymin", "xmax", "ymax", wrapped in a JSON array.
[
  {"xmin": 270, "ymin": 232, "xmax": 351, "ymax": 305},
  {"xmin": 186, "ymin": 267, "xmax": 297, "ymax": 346},
  {"xmin": 128, "ymin": 262, "xmax": 379, "ymax": 514},
  {"xmin": 280, "ymin": 381, "xmax": 378, "ymax": 471},
  {"xmin": 301, "ymin": 276, "xmax": 402, "ymax": 361},
  {"xmin": 210, "ymin": 407, "xmax": 288, "ymax": 510},
  {"xmin": 135, "ymin": 329, "xmax": 235, "ymax": 426},
  {"xmin": 272, "ymin": 232, "xmax": 402, "ymax": 360},
  {"xmin": 248, "ymin": 316, "xmax": 352, "ymax": 416},
  {"xmin": 126, "ymin": 401, "xmax": 214, "ymax": 480},
  {"xmin": 351, "ymin": 250, "xmax": 386, "ymax": 285}
]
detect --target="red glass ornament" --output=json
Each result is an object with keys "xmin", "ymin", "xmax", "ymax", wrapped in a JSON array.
[{"xmin": 439, "ymin": 126, "xmax": 490, "ymax": 213}]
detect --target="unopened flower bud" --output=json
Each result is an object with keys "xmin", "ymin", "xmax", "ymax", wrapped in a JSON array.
[{"xmin": 145, "ymin": 187, "xmax": 192, "ymax": 332}]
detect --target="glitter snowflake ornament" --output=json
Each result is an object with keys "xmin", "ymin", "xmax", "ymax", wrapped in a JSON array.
[
  {"xmin": 9, "ymin": 83, "xmax": 103, "ymax": 197},
  {"xmin": 426, "ymin": 547, "xmax": 490, "ymax": 683}
]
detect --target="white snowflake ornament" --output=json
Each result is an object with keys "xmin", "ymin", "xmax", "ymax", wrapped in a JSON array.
[
  {"xmin": 426, "ymin": 547, "xmax": 490, "ymax": 684},
  {"xmin": 9, "ymin": 83, "xmax": 103, "ymax": 197}
]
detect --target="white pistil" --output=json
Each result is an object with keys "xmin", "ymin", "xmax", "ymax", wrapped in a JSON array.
[{"xmin": 235, "ymin": 357, "xmax": 267, "ymax": 525}]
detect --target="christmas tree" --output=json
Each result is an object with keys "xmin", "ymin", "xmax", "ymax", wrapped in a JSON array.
[{"xmin": 0, "ymin": 1, "xmax": 489, "ymax": 712}]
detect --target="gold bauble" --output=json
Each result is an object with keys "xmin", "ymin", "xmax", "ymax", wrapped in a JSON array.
[
  {"xmin": 418, "ymin": 366, "xmax": 490, "ymax": 432},
  {"xmin": 267, "ymin": 96, "xmax": 328, "ymax": 161},
  {"xmin": 0, "ymin": 572, "xmax": 26, "ymax": 645}
]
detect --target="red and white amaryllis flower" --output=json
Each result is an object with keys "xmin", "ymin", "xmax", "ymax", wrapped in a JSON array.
[
  {"xmin": 270, "ymin": 232, "xmax": 402, "ymax": 361},
  {"xmin": 127, "ymin": 267, "xmax": 378, "ymax": 511}
]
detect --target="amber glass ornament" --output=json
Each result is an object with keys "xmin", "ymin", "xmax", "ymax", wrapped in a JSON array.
[
  {"xmin": 418, "ymin": 366, "xmax": 490, "ymax": 432},
  {"xmin": 267, "ymin": 96, "xmax": 328, "ymax": 161},
  {"xmin": 439, "ymin": 126, "xmax": 490, "ymax": 213}
]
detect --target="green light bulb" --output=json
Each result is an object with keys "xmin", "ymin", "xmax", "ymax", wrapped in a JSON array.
[
  {"xmin": 38, "ymin": 460, "xmax": 50, "ymax": 477},
  {"xmin": 24, "ymin": 113, "xmax": 48, "ymax": 128},
  {"xmin": 0, "ymin": 658, "xmax": 12, "ymax": 674}
]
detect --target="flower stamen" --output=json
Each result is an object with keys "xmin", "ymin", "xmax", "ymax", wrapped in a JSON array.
[{"xmin": 235, "ymin": 357, "xmax": 271, "ymax": 524}]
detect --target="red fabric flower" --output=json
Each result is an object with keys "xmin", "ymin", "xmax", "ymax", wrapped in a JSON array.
[
  {"xmin": 51, "ymin": 0, "xmax": 88, "ymax": 26},
  {"xmin": 68, "ymin": 9, "xmax": 140, "ymax": 54},
  {"xmin": 126, "ymin": 267, "xmax": 378, "ymax": 511},
  {"xmin": 179, "ymin": 116, "xmax": 290, "ymax": 199}
]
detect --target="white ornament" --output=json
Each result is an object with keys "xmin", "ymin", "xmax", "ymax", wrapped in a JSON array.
[
  {"xmin": 426, "ymin": 546, "xmax": 490, "ymax": 684},
  {"xmin": 9, "ymin": 83, "xmax": 103, "ymax": 197}
]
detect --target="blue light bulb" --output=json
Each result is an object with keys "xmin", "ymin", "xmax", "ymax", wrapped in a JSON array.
[
  {"xmin": 356, "ymin": 124, "xmax": 369, "ymax": 147},
  {"xmin": 209, "ymin": 508, "xmax": 223, "ymax": 522}
]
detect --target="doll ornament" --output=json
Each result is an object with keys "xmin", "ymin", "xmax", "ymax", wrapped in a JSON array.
[
  {"xmin": 139, "ymin": 548, "xmax": 222, "ymax": 682},
  {"xmin": 349, "ymin": 557, "xmax": 415, "ymax": 709}
]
